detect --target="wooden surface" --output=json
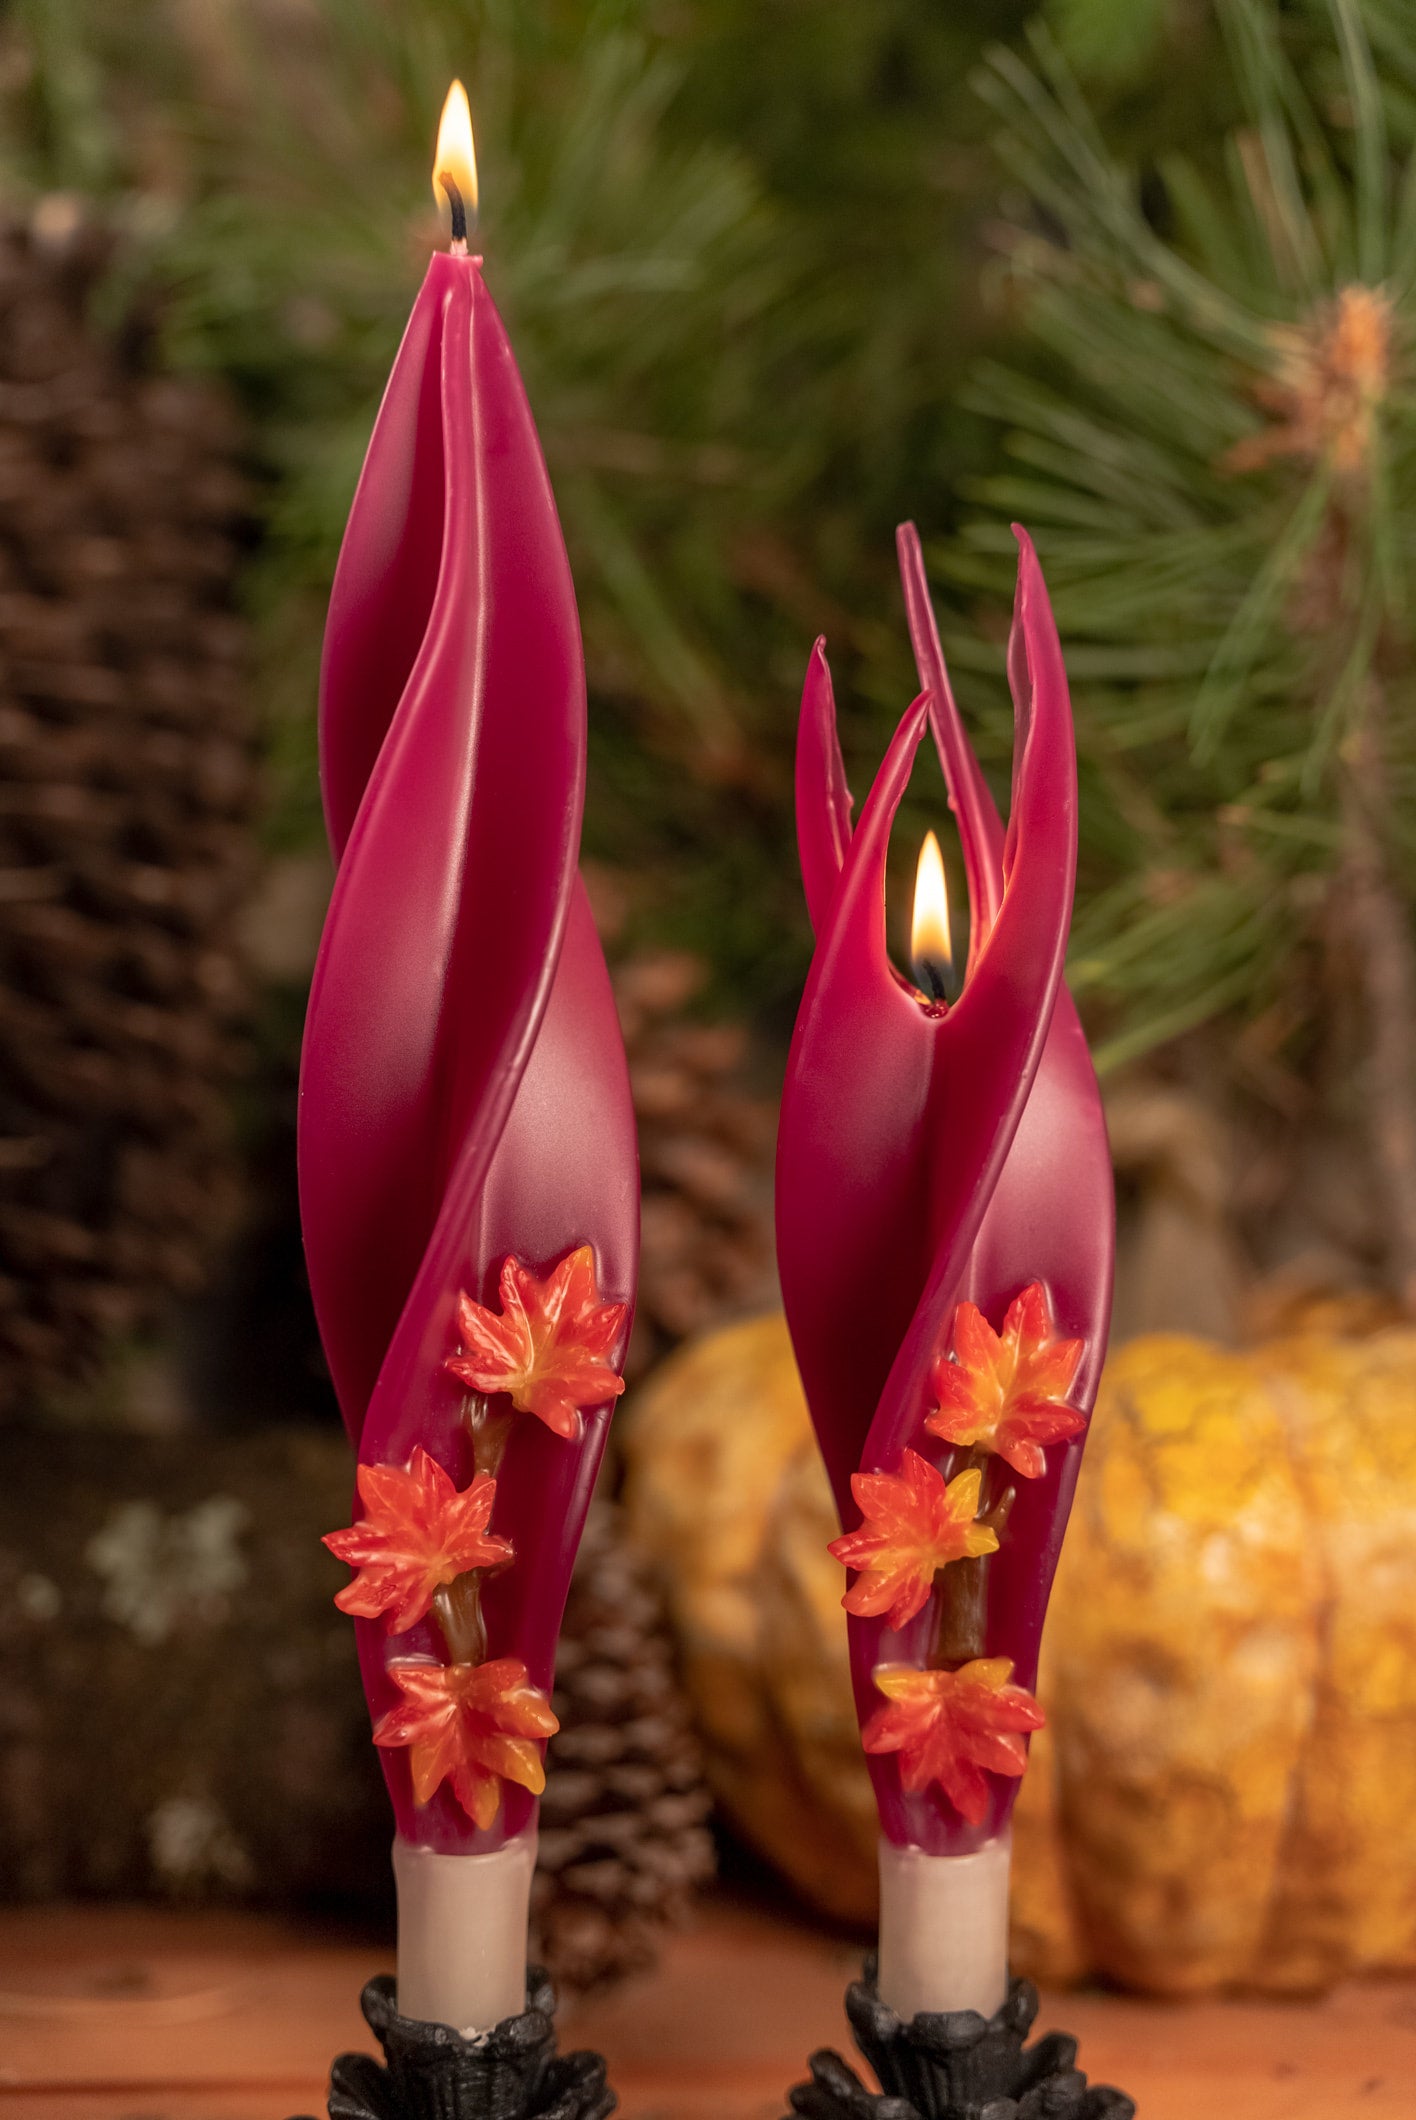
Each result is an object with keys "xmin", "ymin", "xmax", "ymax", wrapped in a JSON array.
[{"xmin": 0, "ymin": 1895, "xmax": 1412, "ymax": 2118}]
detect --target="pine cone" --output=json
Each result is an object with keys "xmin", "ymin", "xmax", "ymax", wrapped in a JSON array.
[
  {"xmin": 0, "ymin": 202, "xmax": 256, "ymax": 1417},
  {"xmin": 613, "ymin": 948, "xmax": 778, "ymax": 1376},
  {"xmin": 532, "ymin": 1500, "xmax": 715, "ymax": 1993}
]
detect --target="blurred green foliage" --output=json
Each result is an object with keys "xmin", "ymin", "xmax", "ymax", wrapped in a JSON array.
[
  {"xmin": 0, "ymin": 0, "xmax": 1409, "ymax": 1097},
  {"xmin": 937, "ymin": 0, "xmax": 1416, "ymax": 1082}
]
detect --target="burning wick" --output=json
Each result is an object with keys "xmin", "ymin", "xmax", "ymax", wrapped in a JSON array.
[
  {"xmin": 439, "ymin": 172, "xmax": 469, "ymax": 250},
  {"xmin": 910, "ymin": 829, "xmax": 958, "ymax": 1005},
  {"xmin": 913, "ymin": 951, "xmax": 951, "ymax": 1005}
]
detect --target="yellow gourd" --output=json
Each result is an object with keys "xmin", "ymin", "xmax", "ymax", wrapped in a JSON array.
[{"xmin": 622, "ymin": 1313, "xmax": 1416, "ymax": 1994}]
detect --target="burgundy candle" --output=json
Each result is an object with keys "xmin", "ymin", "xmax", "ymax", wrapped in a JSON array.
[
  {"xmin": 776, "ymin": 524, "xmax": 1112, "ymax": 2016},
  {"xmin": 301, "ymin": 84, "xmax": 638, "ymax": 2033}
]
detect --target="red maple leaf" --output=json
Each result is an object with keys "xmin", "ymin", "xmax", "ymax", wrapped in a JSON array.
[
  {"xmin": 862, "ymin": 1658, "xmax": 1045, "ymax": 1823},
  {"xmin": 445, "ymin": 1245, "xmax": 627, "ymax": 1440},
  {"xmin": 372, "ymin": 1656, "xmax": 559, "ymax": 1829},
  {"xmin": 323, "ymin": 1447, "xmax": 513, "ymax": 1634},
  {"xmin": 925, "ymin": 1281, "xmax": 1086, "ymax": 1480},
  {"xmin": 827, "ymin": 1451, "xmax": 998, "ymax": 1630}
]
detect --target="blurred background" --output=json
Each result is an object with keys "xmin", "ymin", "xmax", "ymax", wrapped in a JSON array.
[{"xmin": 1, "ymin": 0, "xmax": 1414, "ymax": 2012}]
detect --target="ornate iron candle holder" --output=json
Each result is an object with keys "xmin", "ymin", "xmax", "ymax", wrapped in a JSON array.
[{"xmin": 293, "ymin": 1968, "xmax": 614, "ymax": 2120}]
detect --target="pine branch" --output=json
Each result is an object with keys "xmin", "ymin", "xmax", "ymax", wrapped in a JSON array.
[{"xmin": 944, "ymin": 0, "xmax": 1416, "ymax": 1297}]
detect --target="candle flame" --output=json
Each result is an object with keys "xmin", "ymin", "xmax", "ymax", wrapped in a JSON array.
[
  {"xmin": 911, "ymin": 830, "xmax": 952, "ymax": 976},
  {"xmin": 433, "ymin": 79, "xmax": 478, "ymax": 222}
]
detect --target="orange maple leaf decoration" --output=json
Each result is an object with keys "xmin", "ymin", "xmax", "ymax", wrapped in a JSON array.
[
  {"xmin": 372, "ymin": 1656, "xmax": 559, "ymax": 1828},
  {"xmin": 862, "ymin": 1659, "xmax": 1046, "ymax": 1824},
  {"xmin": 445, "ymin": 1245, "xmax": 627, "ymax": 1441},
  {"xmin": 827, "ymin": 1451, "xmax": 998, "ymax": 1631},
  {"xmin": 925, "ymin": 1281, "xmax": 1086, "ymax": 1481},
  {"xmin": 322, "ymin": 1446, "xmax": 512, "ymax": 1636}
]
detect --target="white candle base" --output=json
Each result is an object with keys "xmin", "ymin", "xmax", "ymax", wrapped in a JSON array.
[
  {"xmin": 393, "ymin": 1831, "xmax": 536, "ymax": 2036},
  {"xmin": 876, "ymin": 1832, "xmax": 1011, "ymax": 2021}
]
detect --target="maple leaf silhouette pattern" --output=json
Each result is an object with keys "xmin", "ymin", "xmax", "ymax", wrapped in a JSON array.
[
  {"xmin": 862, "ymin": 1658, "xmax": 1045, "ymax": 1823},
  {"xmin": 445, "ymin": 1244, "xmax": 627, "ymax": 1440},
  {"xmin": 323, "ymin": 1446, "xmax": 513, "ymax": 1634},
  {"xmin": 926, "ymin": 1281, "xmax": 1086, "ymax": 1480},
  {"xmin": 828, "ymin": 1450, "xmax": 998, "ymax": 1630},
  {"xmin": 373, "ymin": 1656, "xmax": 559, "ymax": 1828}
]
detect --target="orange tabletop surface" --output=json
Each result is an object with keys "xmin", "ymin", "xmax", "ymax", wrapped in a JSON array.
[{"xmin": 0, "ymin": 1895, "xmax": 1412, "ymax": 2119}]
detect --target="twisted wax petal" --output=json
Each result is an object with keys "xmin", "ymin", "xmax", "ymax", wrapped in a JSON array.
[{"xmin": 301, "ymin": 257, "xmax": 637, "ymax": 1851}]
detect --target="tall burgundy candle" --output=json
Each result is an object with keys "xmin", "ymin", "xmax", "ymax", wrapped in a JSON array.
[
  {"xmin": 776, "ymin": 525, "xmax": 1112, "ymax": 2017},
  {"xmin": 300, "ymin": 84, "xmax": 637, "ymax": 2034}
]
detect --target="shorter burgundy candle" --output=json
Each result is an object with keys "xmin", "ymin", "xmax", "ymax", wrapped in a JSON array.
[{"xmin": 777, "ymin": 524, "xmax": 1112, "ymax": 2017}]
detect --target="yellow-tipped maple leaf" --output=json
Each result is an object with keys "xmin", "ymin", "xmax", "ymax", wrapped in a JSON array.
[
  {"xmin": 372, "ymin": 1656, "xmax": 559, "ymax": 1828},
  {"xmin": 322, "ymin": 1446, "xmax": 512, "ymax": 1636},
  {"xmin": 925, "ymin": 1281, "xmax": 1086, "ymax": 1480},
  {"xmin": 862, "ymin": 1658, "xmax": 1045, "ymax": 1823},
  {"xmin": 445, "ymin": 1245, "xmax": 627, "ymax": 1440},
  {"xmin": 827, "ymin": 1451, "xmax": 998, "ymax": 1631}
]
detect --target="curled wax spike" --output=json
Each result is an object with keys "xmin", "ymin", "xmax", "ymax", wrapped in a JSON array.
[
  {"xmin": 897, "ymin": 517, "xmax": 1112, "ymax": 1398},
  {"xmin": 796, "ymin": 638, "xmax": 855, "ymax": 938},
  {"xmin": 778, "ymin": 694, "xmax": 940, "ymax": 1518},
  {"xmin": 897, "ymin": 522, "xmax": 1004, "ymax": 951},
  {"xmin": 862, "ymin": 530, "xmax": 1081, "ymax": 1481}
]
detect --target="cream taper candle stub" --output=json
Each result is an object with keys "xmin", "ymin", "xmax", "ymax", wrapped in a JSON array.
[
  {"xmin": 393, "ymin": 1831, "xmax": 536, "ymax": 2034},
  {"xmin": 876, "ymin": 1831, "xmax": 1011, "ymax": 2021}
]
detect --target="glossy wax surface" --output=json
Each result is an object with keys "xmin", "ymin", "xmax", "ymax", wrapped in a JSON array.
[
  {"xmin": 299, "ymin": 253, "xmax": 638, "ymax": 1853},
  {"xmin": 776, "ymin": 526, "xmax": 1113, "ymax": 1855}
]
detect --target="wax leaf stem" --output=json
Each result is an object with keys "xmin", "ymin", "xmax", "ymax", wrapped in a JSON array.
[
  {"xmin": 466, "ymin": 1396, "xmax": 514, "ymax": 1479},
  {"xmin": 432, "ymin": 1572, "xmax": 490, "ymax": 1668},
  {"xmin": 935, "ymin": 1554, "xmax": 989, "ymax": 1667}
]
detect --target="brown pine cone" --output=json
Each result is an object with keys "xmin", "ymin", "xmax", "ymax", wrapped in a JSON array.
[
  {"xmin": 0, "ymin": 201, "xmax": 257, "ymax": 1418},
  {"xmin": 532, "ymin": 1499, "xmax": 716, "ymax": 1993}
]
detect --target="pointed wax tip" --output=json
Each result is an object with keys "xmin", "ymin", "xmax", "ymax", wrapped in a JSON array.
[
  {"xmin": 1010, "ymin": 521, "xmax": 1040, "ymax": 570},
  {"xmin": 1010, "ymin": 523, "xmax": 1044, "ymax": 621}
]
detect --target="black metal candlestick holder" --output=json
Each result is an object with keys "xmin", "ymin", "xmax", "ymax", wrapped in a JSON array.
[
  {"xmin": 786, "ymin": 1963, "xmax": 1134, "ymax": 2120},
  {"xmin": 292, "ymin": 1967, "xmax": 616, "ymax": 2120}
]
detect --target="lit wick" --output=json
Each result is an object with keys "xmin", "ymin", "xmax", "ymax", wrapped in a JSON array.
[
  {"xmin": 439, "ymin": 172, "xmax": 469, "ymax": 254},
  {"xmin": 912, "ymin": 950, "xmax": 951, "ymax": 1006}
]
